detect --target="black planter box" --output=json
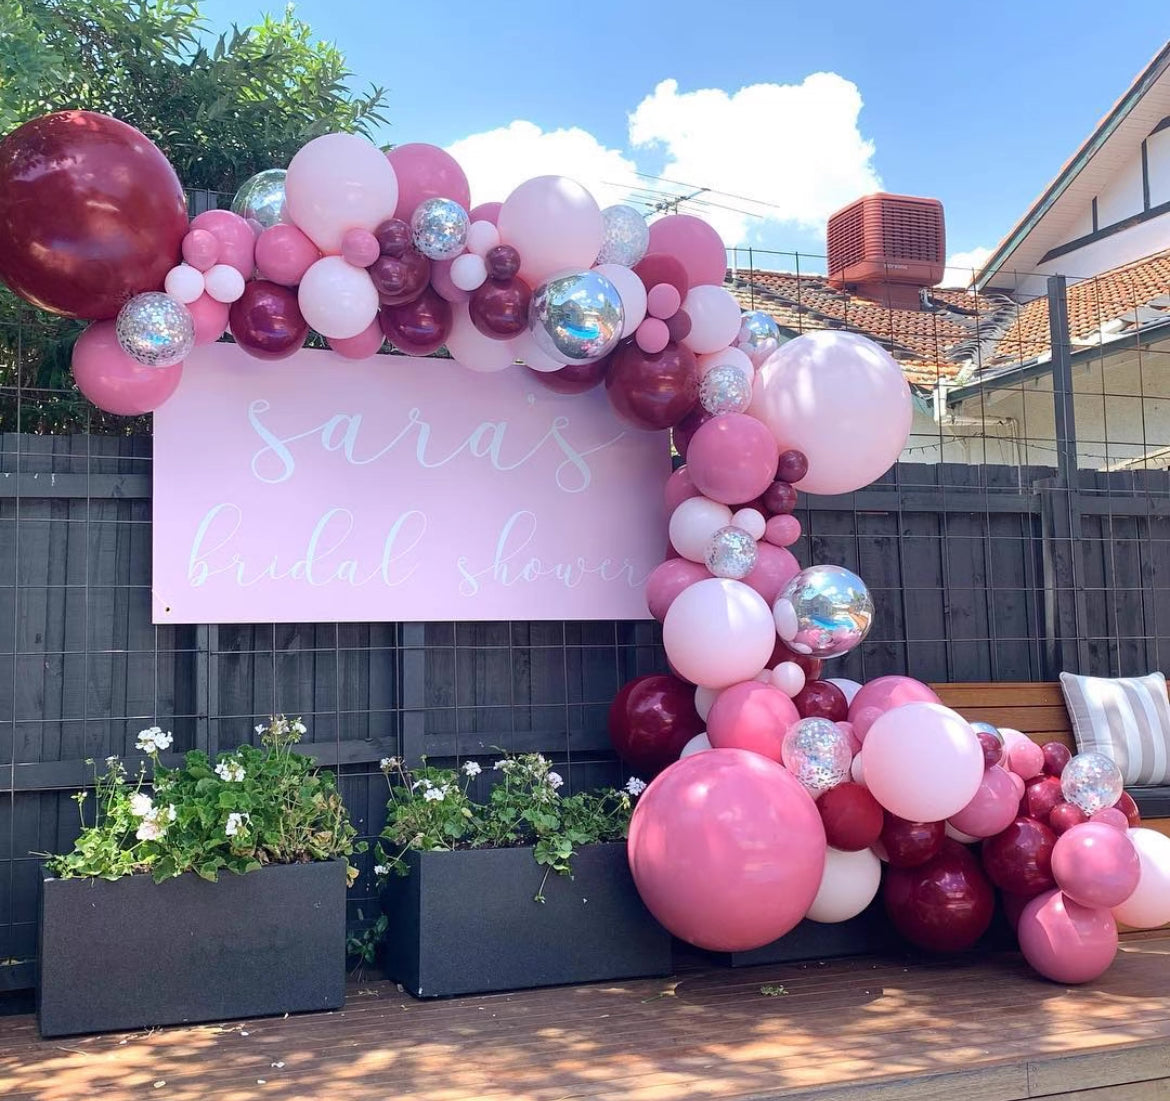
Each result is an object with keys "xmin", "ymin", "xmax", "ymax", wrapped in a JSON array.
[
  {"xmin": 380, "ymin": 842, "xmax": 672, "ymax": 997},
  {"xmin": 716, "ymin": 899, "xmax": 900, "ymax": 967},
  {"xmin": 39, "ymin": 860, "xmax": 346, "ymax": 1037}
]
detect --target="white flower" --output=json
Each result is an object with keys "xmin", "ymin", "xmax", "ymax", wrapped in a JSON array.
[
  {"xmin": 225, "ymin": 812, "xmax": 249, "ymax": 837},
  {"xmin": 129, "ymin": 793, "xmax": 154, "ymax": 818},
  {"xmin": 166, "ymin": 804, "xmax": 177, "ymax": 822},
  {"xmin": 215, "ymin": 759, "xmax": 245, "ymax": 783},
  {"xmin": 547, "ymin": 772, "xmax": 564, "ymax": 790},
  {"xmin": 153, "ymin": 731, "xmax": 173, "ymax": 751},
  {"xmin": 105, "ymin": 755, "xmax": 119, "ymax": 766},
  {"xmin": 625, "ymin": 777, "xmax": 648, "ymax": 796},
  {"xmin": 136, "ymin": 818, "xmax": 165, "ymax": 842},
  {"xmin": 135, "ymin": 728, "xmax": 160, "ymax": 753},
  {"xmin": 462, "ymin": 761, "xmax": 482, "ymax": 777},
  {"xmin": 422, "ymin": 786, "xmax": 445, "ymax": 802},
  {"xmin": 292, "ymin": 720, "xmax": 306, "ymax": 735},
  {"xmin": 373, "ymin": 864, "xmax": 389, "ymax": 877},
  {"xmin": 255, "ymin": 724, "xmax": 266, "ymax": 735}
]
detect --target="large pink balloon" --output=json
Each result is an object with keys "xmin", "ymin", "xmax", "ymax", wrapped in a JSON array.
[
  {"xmin": 387, "ymin": 143, "xmax": 472, "ymax": 222},
  {"xmin": 1051, "ymin": 822, "xmax": 1140, "ymax": 909},
  {"xmin": 662, "ymin": 578, "xmax": 777, "ymax": 689},
  {"xmin": 948, "ymin": 764, "xmax": 1020, "ymax": 838},
  {"xmin": 1017, "ymin": 889, "xmax": 1118, "ymax": 984},
  {"xmin": 751, "ymin": 331, "xmax": 912, "ymax": 496},
  {"xmin": 864, "ymin": 703, "xmax": 984, "ymax": 822},
  {"xmin": 685, "ymin": 413, "xmax": 780, "ymax": 505},
  {"xmin": 645, "ymin": 558, "xmax": 710, "ymax": 621},
  {"xmin": 742, "ymin": 543, "xmax": 800, "ymax": 605},
  {"xmin": 848, "ymin": 676, "xmax": 941, "ymax": 742},
  {"xmin": 497, "ymin": 176, "xmax": 603, "ymax": 285},
  {"xmin": 707, "ymin": 681, "xmax": 799, "ymax": 761},
  {"xmin": 72, "ymin": 321, "xmax": 182, "ymax": 415},
  {"xmin": 647, "ymin": 214, "xmax": 728, "ymax": 288},
  {"xmin": 628, "ymin": 749, "xmax": 826, "ymax": 951}
]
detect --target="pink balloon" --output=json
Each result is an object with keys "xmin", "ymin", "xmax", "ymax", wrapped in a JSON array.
[
  {"xmin": 429, "ymin": 258, "xmax": 472, "ymax": 304},
  {"xmin": 256, "ymin": 224, "xmax": 320, "ymax": 286},
  {"xmin": 1051, "ymin": 822, "xmax": 1140, "ymax": 909},
  {"xmin": 387, "ymin": 143, "xmax": 472, "ymax": 222},
  {"xmin": 1017, "ymin": 890, "xmax": 1118, "ymax": 984},
  {"xmin": 949, "ymin": 764, "xmax": 1020, "ymax": 838},
  {"xmin": 327, "ymin": 320, "xmax": 385, "ymax": 360},
  {"xmin": 742, "ymin": 542, "xmax": 800, "ymax": 605},
  {"xmin": 848, "ymin": 676, "xmax": 941, "ymax": 742},
  {"xmin": 497, "ymin": 176, "xmax": 603, "ymax": 285},
  {"xmin": 1090, "ymin": 807, "xmax": 1130, "ymax": 831},
  {"xmin": 189, "ymin": 210, "xmax": 255, "ymax": 276},
  {"xmin": 297, "ymin": 256, "xmax": 379, "ymax": 339},
  {"xmin": 707, "ymin": 681, "xmax": 798, "ymax": 762},
  {"xmin": 187, "ymin": 293, "xmax": 229, "ymax": 345},
  {"xmin": 469, "ymin": 201, "xmax": 502, "ymax": 225},
  {"xmin": 1008, "ymin": 770, "xmax": 1027, "ymax": 801},
  {"xmin": 627, "ymin": 749, "xmax": 826, "ymax": 951},
  {"xmin": 664, "ymin": 466, "xmax": 700, "ymax": 514},
  {"xmin": 647, "ymin": 282, "xmax": 682, "ymax": 320},
  {"xmin": 765, "ymin": 514, "xmax": 802, "ymax": 547},
  {"xmin": 1006, "ymin": 737, "xmax": 1045, "ymax": 780},
  {"xmin": 645, "ymin": 558, "xmax": 710, "ymax": 622},
  {"xmin": 182, "ymin": 228, "xmax": 220, "ymax": 272},
  {"xmin": 685, "ymin": 413, "xmax": 780, "ymax": 505},
  {"xmin": 72, "ymin": 320, "xmax": 183, "ymax": 415},
  {"xmin": 340, "ymin": 228, "xmax": 381, "ymax": 268},
  {"xmin": 635, "ymin": 317, "xmax": 670, "ymax": 355},
  {"xmin": 646, "ymin": 214, "xmax": 728, "ymax": 288},
  {"xmin": 680, "ymin": 285, "xmax": 742, "ymax": 355}
]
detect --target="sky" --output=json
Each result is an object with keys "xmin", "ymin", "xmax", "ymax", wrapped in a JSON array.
[{"xmin": 200, "ymin": 0, "xmax": 1169, "ymax": 282}]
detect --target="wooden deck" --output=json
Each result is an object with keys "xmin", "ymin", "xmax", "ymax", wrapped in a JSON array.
[{"xmin": 4, "ymin": 937, "xmax": 1170, "ymax": 1101}]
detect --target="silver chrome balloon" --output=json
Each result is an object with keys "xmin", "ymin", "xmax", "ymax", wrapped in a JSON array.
[
  {"xmin": 1061, "ymin": 751, "xmax": 1124, "ymax": 815},
  {"xmin": 737, "ymin": 309, "xmax": 786, "ymax": 365},
  {"xmin": 230, "ymin": 169, "xmax": 288, "ymax": 232},
  {"xmin": 596, "ymin": 204, "xmax": 650, "ymax": 267},
  {"xmin": 773, "ymin": 564, "xmax": 874, "ymax": 658},
  {"xmin": 699, "ymin": 363, "xmax": 753, "ymax": 415},
  {"xmin": 782, "ymin": 716, "xmax": 852, "ymax": 796},
  {"xmin": 705, "ymin": 525, "xmax": 758, "ymax": 579},
  {"xmin": 410, "ymin": 197, "xmax": 470, "ymax": 261},
  {"xmin": 529, "ymin": 270, "xmax": 624, "ymax": 362},
  {"xmin": 114, "ymin": 292, "xmax": 194, "ymax": 367}
]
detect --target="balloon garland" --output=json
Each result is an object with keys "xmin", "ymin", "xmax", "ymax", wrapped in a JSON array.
[{"xmin": 0, "ymin": 110, "xmax": 1165, "ymax": 986}]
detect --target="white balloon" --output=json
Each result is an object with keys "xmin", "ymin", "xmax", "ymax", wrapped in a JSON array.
[
  {"xmin": 1112, "ymin": 828, "xmax": 1170, "ymax": 929},
  {"xmin": 204, "ymin": 263, "xmax": 246, "ymax": 304},
  {"xmin": 731, "ymin": 508, "xmax": 766, "ymax": 540},
  {"xmin": 850, "ymin": 752, "xmax": 866, "ymax": 785},
  {"xmin": 826, "ymin": 678, "xmax": 863, "ymax": 706},
  {"xmin": 465, "ymin": 220, "xmax": 500, "ymax": 257},
  {"xmin": 681, "ymin": 285, "xmax": 742, "ymax": 355},
  {"xmin": 595, "ymin": 263, "xmax": 646, "ymax": 338},
  {"xmin": 771, "ymin": 661, "xmax": 806, "ymax": 698},
  {"xmin": 297, "ymin": 256, "xmax": 379, "ymax": 339},
  {"xmin": 668, "ymin": 496, "xmax": 733, "ymax": 562},
  {"xmin": 945, "ymin": 822, "xmax": 981, "ymax": 845},
  {"xmin": 694, "ymin": 686, "xmax": 720, "ymax": 721},
  {"xmin": 679, "ymin": 732, "xmax": 712, "ymax": 759},
  {"xmin": 450, "ymin": 252, "xmax": 488, "ymax": 291},
  {"xmin": 806, "ymin": 846, "xmax": 882, "ymax": 923},
  {"xmin": 697, "ymin": 346, "xmax": 754, "ymax": 385},
  {"xmin": 164, "ymin": 264, "xmax": 205, "ymax": 304}
]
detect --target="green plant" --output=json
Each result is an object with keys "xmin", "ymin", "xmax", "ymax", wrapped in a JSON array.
[{"xmin": 46, "ymin": 716, "xmax": 364, "ymax": 884}]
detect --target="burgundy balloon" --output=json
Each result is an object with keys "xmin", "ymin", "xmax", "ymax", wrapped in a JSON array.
[
  {"xmin": 485, "ymin": 245, "xmax": 521, "ymax": 281},
  {"xmin": 1114, "ymin": 791, "xmax": 1142, "ymax": 828},
  {"xmin": 374, "ymin": 218, "xmax": 412, "ymax": 258},
  {"xmin": 762, "ymin": 480, "xmax": 798, "ymax": 515},
  {"xmin": 1023, "ymin": 775, "xmax": 1064, "ymax": 823},
  {"xmin": 378, "ymin": 286, "xmax": 452, "ymax": 356},
  {"xmin": 665, "ymin": 309, "xmax": 692, "ymax": 344},
  {"xmin": 794, "ymin": 680, "xmax": 849, "ymax": 722},
  {"xmin": 981, "ymin": 816, "xmax": 1057, "ymax": 898},
  {"xmin": 605, "ymin": 339, "xmax": 699, "ymax": 432},
  {"xmin": 633, "ymin": 252, "xmax": 689, "ymax": 296},
  {"xmin": 769, "ymin": 638, "xmax": 824, "ymax": 680},
  {"xmin": 880, "ymin": 815, "xmax": 946, "ymax": 868},
  {"xmin": 884, "ymin": 840, "xmax": 995, "ymax": 953},
  {"xmin": 0, "ymin": 111, "xmax": 189, "ymax": 319},
  {"xmin": 469, "ymin": 275, "xmax": 531, "ymax": 338},
  {"xmin": 532, "ymin": 357, "xmax": 610, "ymax": 394},
  {"xmin": 977, "ymin": 731, "xmax": 1004, "ymax": 770},
  {"xmin": 671, "ymin": 406, "xmax": 713, "ymax": 461},
  {"xmin": 817, "ymin": 782, "xmax": 884, "ymax": 852},
  {"xmin": 608, "ymin": 673, "xmax": 704, "ymax": 776},
  {"xmin": 370, "ymin": 249, "xmax": 431, "ymax": 306},
  {"xmin": 1042, "ymin": 741, "xmax": 1073, "ymax": 777},
  {"xmin": 776, "ymin": 449, "xmax": 810, "ymax": 484},
  {"xmin": 1049, "ymin": 801, "xmax": 1089, "ymax": 834},
  {"xmin": 228, "ymin": 280, "xmax": 308, "ymax": 360}
]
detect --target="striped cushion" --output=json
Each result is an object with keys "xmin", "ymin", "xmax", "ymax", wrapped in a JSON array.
[{"xmin": 1059, "ymin": 671, "xmax": 1170, "ymax": 786}]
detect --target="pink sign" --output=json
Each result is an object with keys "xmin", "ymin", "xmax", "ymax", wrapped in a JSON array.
[{"xmin": 152, "ymin": 344, "xmax": 670, "ymax": 623}]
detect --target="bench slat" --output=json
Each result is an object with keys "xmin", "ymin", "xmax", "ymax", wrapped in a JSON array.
[{"xmin": 929, "ymin": 683, "xmax": 1066, "ymax": 707}]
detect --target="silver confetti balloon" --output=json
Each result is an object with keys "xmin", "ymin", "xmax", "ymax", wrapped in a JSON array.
[
  {"xmin": 230, "ymin": 169, "xmax": 288, "ymax": 232},
  {"xmin": 530, "ymin": 270, "xmax": 624, "ymax": 362},
  {"xmin": 115, "ymin": 292, "xmax": 195, "ymax": 367},
  {"xmin": 596, "ymin": 204, "xmax": 650, "ymax": 267},
  {"xmin": 699, "ymin": 364, "xmax": 753, "ymax": 415},
  {"xmin": 705, "ymin": 525, "xmax": 758, "ymax": 579},
  {"xmin": 773, "ymin": 565, "xmax": 874, "ymax": 658},
  {"xmin": 782, "ymin": 717, "xmax": 852, "ymax": 797},
  {"xmin": 1061, "ymin": 751, "xmax": 1124, "ymax": 815},
  {"xmin": 411, "ymin": 197, "xmax": 470, "ymax": 260}
]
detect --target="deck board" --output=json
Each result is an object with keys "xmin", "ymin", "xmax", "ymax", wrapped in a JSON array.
[{"xmin": 4, "ymin": 937, "xmax": 1170, "ymax": 1100}]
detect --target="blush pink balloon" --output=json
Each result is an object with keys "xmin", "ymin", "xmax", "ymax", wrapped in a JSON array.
[
  {"xmin": 1017, "ymin": 889, "xmax": 1118, "ymax": 984},
  {"xmin": 445, "ymin": 301, "xmax": 516, "ymax": 372},
  {"xmin": 181, "ymin": 228, "xmax": 220, "ymax": 271},
  {"xmin": 387, "ymin": 143, "xmax": 472, "ymax": 221},
  {"xmin": 186, "ymin": 293, "xmax": 229, "ymax": 345},
  {"xmin": 707, "ymin": 681, "xmax": 799, "ymax": 762},
  {"xmin": 469, "ymin": 201, "xmax": 502, "ymax": 225},
  {"xmin": 297, "ymin": 256, "xmax": 379, "ymax": 339},
  {"xmin": 949, "ymin": 764, "xmax": 1020, "ymax": 839},
  {"xmin": 635, "ymin": 317, "xmax": 670, "ymax": 354},
  {"xmin": 1090, "ymin": 807, "xmax": 1130, "ymax": 831},
  {"xmin": 327, "ymin": 320, "xmax": 384, "ymax": 360},
  {"xmin": 742, "ymin": 542, "xmax": 800, "ymax": 605},
  {"xmin": 341, "ymin": 227, "xmax": 380, "ymax": 268},
  {"xmin": 189, "ymin": 209, "xmax": 255, "ymax": 276},
  {"xmin": 1007, "ymin": 737, "xmax": 1045, "ymax": 780},
  {"xmin": 848, "ymin": 676, "xmax": 942, "ymax": 742},
  {"xmin": 72, "ymin": 320, "xmax": 183, "ymax": 415},
  {"xmin": 681, "ymin": 285, "xmax": 743, "ymax": 355},
  {"xmin": 685, "ymin": 413, "xmax": 780, "ymax": 505},
  {"xmin": 1051, "ymin": 822, "xmax": 1140, "ymax": 909},
  {"xmin": 664, "ymin": 466, "xmax": 701, "ymax": 514},
  {"xmin": 627, "ymin": 749, "xmax": 826, "ymax": 951},
  {"xmin": 429, "ymin": 258, "xmax": 472, "ymax": 304},
  {"xmin": 765, "ymin": 514, "xmax": 802, "ymax": 547},
  {"xmin": 647, "ymin": 282, "xmax": 683, "ymax": 320},
  {"xmin": 256, "ymin": 224, "xmax": 320, "ymax": 286},
  {"xmin": 647, "ymin": 214, "xmax": 728, "ymax": 288},
  {"xmin": 498, "ymin": 176, "xmax": 603, "ymax": 285},
  {"xmin": 645, "ymin": 558, "xmax": 711, "ymax": 622}
]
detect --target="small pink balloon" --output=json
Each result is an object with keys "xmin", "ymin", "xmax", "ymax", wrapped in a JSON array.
[
  {"xmin": 469, "ymin": 201, "xmax": 502, "ymax": 225},
  {"xmin": 765, "ymin": 514, "xmax": 802, "ymax": 547},
  {"xmin": 646, "ymin": 282, "xmax": 682, "ymax": 320},
  {"xmin": 256, "ymin": 224, "xmax": 320, "ymax": 286},
  {"xmin": 949, "ymin": 764, "xmax": 1019, "ymax": 839},
  {"xmin": 327, "ymin": 320, "xmax": 385, "ymax": 360},
  {"xmin": 848, "ymin": 676, "xmax": 941, "ymax": 742},
  {"xmin": 1007, "ymin": 737, "xmax": 1045, "ymax": 780},
  {"xmin": 1052, "ymin": 822, "xmax": 1140, "ymax": 909},
  {"xmin": 645, "ymin": 558, "xmax": 711, "ymax": 622},
  {"xmin": 387, "ymin": 143, "xmax": 472, "ymax": 221},
  {"xmin": 189, "ymin": 209, "xmax": 255, "ymax": 276},
  {"xmin": 686, "ymin": 413, "xmax": 781, "ymax": 506},
  {"xmin": 742, "ymin": 542, "xmax": 799, "ymax": 605},
  {"xmin": 1090, "ymin": 807, "xmax": 1129, "ymax": 831},
  {"xmin": 182, "ymin": 228, "xmax": 220, "ymax": 272},
  {"xmin": 1017, "ymin": 889, "xmax": 1118, "ymax": 984},
  {"xmin": 707, "ymin": 681, "xmax": 799, "ymax": 762},
  {"xmin": 635, "ymin": 317, "xmax": 670, "ymax": 355},
  {"xmin": 72, "ymin": 321, "xmax": 183, "ymax": 416},
  {"xmin": 1007, "ymin": 770, "xmax": 1027, "ymax": 801},
  {"xmin": 341, "ymin": 228, "xmax": 381, "ymax": 269},
  {"xmin": 664, "ymin": 466, "xmax": 701, "ymax": 514},
  {"xmin": 187, "ymin": 293, "xmax": 229, "ymax": 345},
  {"xmin": 838, "ymin": 720, "xmax": 862, "ymax": 757}
]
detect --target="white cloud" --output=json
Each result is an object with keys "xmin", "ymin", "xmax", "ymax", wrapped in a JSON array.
[{"xmin": 942, "ymin": 247, "xmax": 993, "ymax": 289}]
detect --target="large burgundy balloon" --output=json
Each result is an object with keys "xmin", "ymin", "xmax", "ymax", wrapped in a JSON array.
[
  {"xmin": 818, "ymin": 782, "xmax": 884, "ymax": 851},
  {"xmin": 628, "ymin": 749, "xmax": 826, "ymax": 951},
  {"xmin": 981, "ymin": 816, "xmax": 1057, "ymax": 898},
  {"xmin": 884, "ymin": 839, "xmax": 995, "ymax": 953},
  {"xmin": 633, "ymin": 252, "xmax": 689, "ymax": 297},
  {"xmin": 0, "ymin": 111, "xmax": 188, "ymax": 319},
  {"xmin": 379, "ymin": 286, "xmax": 452, "ymax": 356},
  {"xmin": 605, "ymin": 339, "xmax": 699, "ymax": 431},
  {"xmin": 469, "ymin": 276, "xmax": 530, "ymax": 339},
  {"xmin": 229, "ymin": 281, "xmax": 308, "ymax": 360},
  {"xmin": 794, "ymin": 680, "xmax": 849, "ymax": 722},
  {"xmin": 880, "ymin": 815, "xmax": 946, "ymax": 868},
  {"xmin": 532, "ymin": 357, "xmax": 610, "ymax": 394},
  {"xmin": 608, "ymin": 674, "xmax": 703, "ymax": 776}
]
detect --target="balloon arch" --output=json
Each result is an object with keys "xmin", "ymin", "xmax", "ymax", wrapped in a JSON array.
[{"xmin": 1, "ymin": 110, "xmax": 1167, "ymax": 986}]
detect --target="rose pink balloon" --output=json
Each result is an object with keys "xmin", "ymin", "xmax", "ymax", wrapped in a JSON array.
[
  {"xmin": 1090, "ymin": 807, "xmax": 1130, "ymax": 831},
  {"xmin": 765, "ymin": 514, "xmax": 802, "ymax": 547},
  {"xmin": 387, "ymin": 143, "xmax": 471, "ymax": 222},
  {"xmin": 1051, "ymin": 822, "xmax": 1140, "ymax": 909},
  {"xmin": 187, "ymin": 293, "xmax": 229, "ymax": 345},
  {"xmin": 1017, "ymin": 889, "xmax": 1118, "ymax": 984},
  {"xmin": 664, "ymin": 467, "xmax": 700, "ymax": 514},
  {"xmin": 327, "ymin": 320, "xmax": 384, "ymax": 360},
  {"xmin": 189, "ymin": 209, "xmax": 255, "ymax": 277},
  {"xmin": 1007, "ymin": 737, "xmax": 1045, "ymax": 780},
  {"xmin": 497, "ymin": 175, "xmax": 603, "ymax": 285},
  {"xmin": 72, "ymin": 320, "xmax": 182, "ymax": 415},
  {"xmin": 647, "ymin": 282, "xmax": 682, "ymax": 320},
  {"xmin": 646, "ymin": 214, "xmax": 728, "ymax": 288},
  {"xmin": 949, "ymin": 764, "xmax": 1020, "ymax": 838},
  {"xmin": 627, "ymin": 749, "xmax": 826, "ymax": 951},
  {"xmin": 255, "ymin": 224, "xmax": 320, "ymax": 286},
  {"xmin": 742, "ymin": 542, "xmax": 800, "ymax": 605},
  {"xmin": 681, "ymin": 285, "xmax": 743, "ymax": 355},
  {"xmin": 685, "ymin": 413, "xmax": 780, "ymax": 506},
  {"xmin": 635, "ymin": 317, "xmax": 670, "ymax": 355},
  {"xmin": 340, "ymin": 227, "xmax": 380, "ymax": 269},
  {"xmin": 298, "ymin": 256, "xmax": 379, "ymax": 339},
  {"xmin": 469, "ymin": 201, "xmax": 502, "ymax": 225},
  {"xmin": 707, "ymin": 681, "xmax": 799, "ymax": 762},
  {"xmin": 848, "ymin": 676, "xmax": 942, "ymax": 742},
  {"xmin": 182, "ymin": 228, "xmax": 220, "ymax": 272},
  {"xmin": 645, "ymin": 558, "xmax": 710, "ymax": 622}
]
